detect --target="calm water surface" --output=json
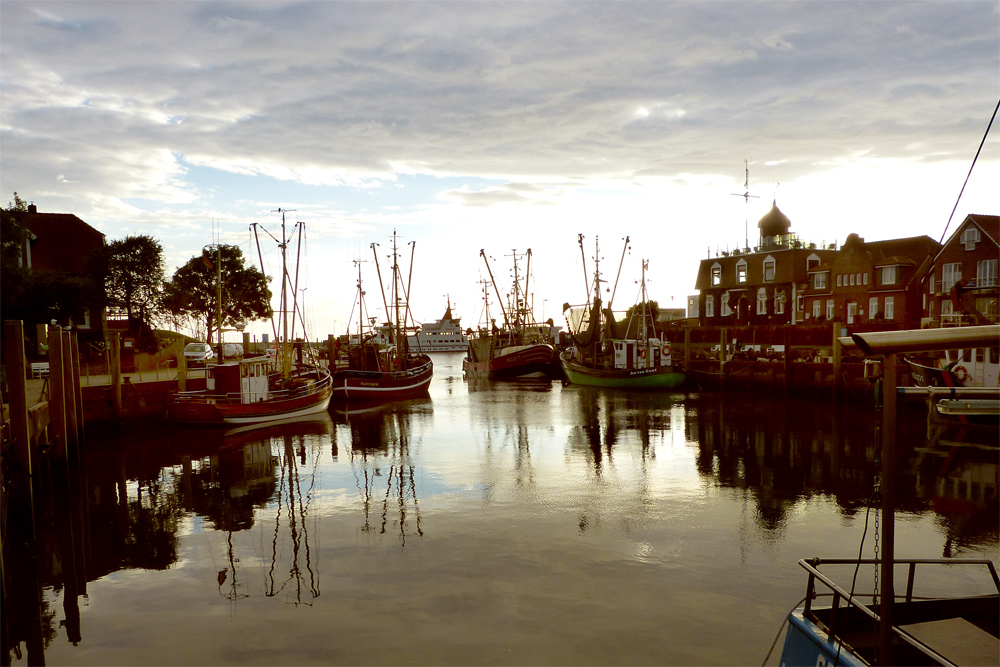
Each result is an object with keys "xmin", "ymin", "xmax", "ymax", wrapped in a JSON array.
[{"xmin": 5, "ymin": 352, "xmax": 998, "ymax": 665}]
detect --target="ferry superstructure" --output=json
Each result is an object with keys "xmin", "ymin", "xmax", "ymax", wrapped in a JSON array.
[{"xmin": 409, "ymin": 300, "xmax": 469, "ymax": 352}]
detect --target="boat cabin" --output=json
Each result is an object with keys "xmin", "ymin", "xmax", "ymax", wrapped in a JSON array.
[
  {"xmin": 611, "ymin": 338, "xmax": 672, "ymax": 370},
  {"xmin": 208, "ymin": 357, "xmax": 271, "ymax": 403}
]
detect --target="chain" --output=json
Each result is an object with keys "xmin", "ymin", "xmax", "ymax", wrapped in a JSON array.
[{"xmin": 873, "ymin": 474, "xmax": 881, "ymax": 607}]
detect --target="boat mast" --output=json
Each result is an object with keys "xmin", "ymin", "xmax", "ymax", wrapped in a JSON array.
[{"xmin": 479, "ymin": 250, "xmax": 510, "ymax": 327}]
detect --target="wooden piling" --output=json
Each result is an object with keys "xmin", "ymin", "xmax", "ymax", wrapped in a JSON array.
[
  {"xmin": 62, "ymin": 330, "xmax": 79, "ymax": 454},
  {"xmin": 71, "ymin": 332, "xmax": 84, "ymax": 446},
  {"xmin": 174, "ymin": 340, "xmax": 187, "ymax": 392},
  {"xmin": 831, "ymin": 322, "xmax": 843, "ymax": 401},
  {"xmin": 328, "ymin": 334, "xmax": 336, "ymax": 368},
  {"xmin": 47, "ymin": 327, "xmax": 68, "ymax": 461},
  {"xmin": 110, "ymin": 332, "xmax": 122, "ymax": 419},
  {"xmin": 4, "ymin": 320, "xmax": 32, "ymax": 473}
]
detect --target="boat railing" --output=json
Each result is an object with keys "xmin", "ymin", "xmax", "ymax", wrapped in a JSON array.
[
  {"xmin": 798, "ymin": 557, "xmax": 999, "ymax": 663},
  {"xmin": 173, "ymin": 368, "xmax": 332, "ymax": 403}
]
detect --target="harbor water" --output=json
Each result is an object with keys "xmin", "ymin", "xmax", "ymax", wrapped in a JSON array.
[{"xmin": 5, "ymin": 352, "xmax": 998, "ymax": 665}]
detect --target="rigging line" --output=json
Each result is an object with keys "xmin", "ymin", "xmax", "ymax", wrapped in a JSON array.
[{"xmin": 938, "ymin": 96, "xmax": 999, "ymax": 245}]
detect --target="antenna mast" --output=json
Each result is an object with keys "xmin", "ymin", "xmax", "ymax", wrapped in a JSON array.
[{"xmin": 731, "ymin": 160, "xmax": 759, "ymax": 250}]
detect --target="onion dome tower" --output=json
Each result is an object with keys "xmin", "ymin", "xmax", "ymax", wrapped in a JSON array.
[{"xmin": 758, "ymin": 200, "xmax": 791, "ymax": 247}]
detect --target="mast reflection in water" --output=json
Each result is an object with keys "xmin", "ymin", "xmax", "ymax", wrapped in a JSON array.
[{"xmin": 3, "ymin": 354, "xmax": 996, "ymax": 666}]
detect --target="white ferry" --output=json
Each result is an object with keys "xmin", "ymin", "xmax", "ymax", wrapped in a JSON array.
[{"xmin": 408, "ymin": 300, "xmax": 469, "ymax": 352}]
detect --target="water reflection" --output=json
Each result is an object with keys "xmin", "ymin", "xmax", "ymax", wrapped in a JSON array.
[
  {"xmin": 334, "ymin": 399, "xmax": 432, "ymax": 547},
  {"xmin": 2, "ymin": 387, "xmax": 996, "ymax": 666}
]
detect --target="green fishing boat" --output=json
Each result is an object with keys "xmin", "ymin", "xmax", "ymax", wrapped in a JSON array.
[{"xmin": 560, "ymin": 235, "xmax": 686, "ymax": 390}]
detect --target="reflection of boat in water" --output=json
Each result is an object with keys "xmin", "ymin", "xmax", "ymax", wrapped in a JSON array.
[
  {"xmin": 779, "ymin": 326, "xmax": 1000, "ymax": 667},
  {"xmin": 408, "ymin": 297, "xmax": 469, "ymax": 352},
  {"xmin": 560, "ymin": 235, "xmax": 685, "ymax": 389},
  {"xmin": 333, "ymin": 233, "xmax": 434, "ymax": 401},
  {"xmin": 337, "ymin": 397, "xmax": 428, "ymax": 546},
  {"xmin": 463, "ymin": 248, "xmax": 557, "ymax": 380}
]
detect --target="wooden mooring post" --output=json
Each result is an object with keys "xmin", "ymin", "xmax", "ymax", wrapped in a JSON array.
[{"xmin": 110, "ymin": 332, "xmax": 122, "ymax": 419}]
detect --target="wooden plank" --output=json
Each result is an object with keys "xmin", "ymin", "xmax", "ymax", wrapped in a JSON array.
[{"xmin": 901, "ymin": 617, "xmax": 1000, "ymax": 667}]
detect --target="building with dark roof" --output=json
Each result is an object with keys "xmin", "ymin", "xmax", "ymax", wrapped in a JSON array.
[
  {"xmin": 923, "ymin": 213, "xmax": 999, "ymax": 326},
  {"xmin": 693, "ymin": 201, "xmax": 838, "ymax": 326}
]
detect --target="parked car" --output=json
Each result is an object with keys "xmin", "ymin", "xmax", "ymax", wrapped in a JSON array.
[
  {"xmin": 183, "ymin": 342, "xmax": 214, "ymax": 366},
  {"xmin": 222, "ymin": 343, "xmax": 244, "ymax": 359}
]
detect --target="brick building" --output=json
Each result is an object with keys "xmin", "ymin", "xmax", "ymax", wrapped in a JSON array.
[{"xmin": 924, "ymin": 213, "xmax": 999, "ymax": 326}]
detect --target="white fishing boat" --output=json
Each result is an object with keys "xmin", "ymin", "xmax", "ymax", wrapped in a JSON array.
[{"xmin": 408, "ymin": 298, "xmax": 469, "ymax": 352}]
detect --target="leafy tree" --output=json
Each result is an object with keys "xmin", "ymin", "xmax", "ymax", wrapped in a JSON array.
[
  {"xmin": 90, "ymin": 234, "xmax": 166, "ymax": 341},
  {"xmin": 623, "ymin": 300, "xmax": 661, "ymax": 338},
  {"xmin": 1, "ymin": 193, "xmax": 31, "ymax": 319},
  {"xmin": 163, "ymin": 245, "xmax": 272, "ymax": 342}
]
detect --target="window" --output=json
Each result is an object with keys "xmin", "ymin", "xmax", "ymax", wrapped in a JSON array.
[
  {"xmin": 813, "ymin": 272, "xmax": 828, "ymax": 290},
  {"xmin": 807, "ymin": 253, "xmax": 821, "ymax": 271},
  {"xmin": 736, "ymin": 259, "xmax": 747, "ymax": 284},
  {"xmin": 961, "ymin": 226, "xmax": 981, "ymax": 250},
  {"xmin": 942, "ymin": 263, "xmax": 962, "ymax": 291},
  {"xmin": 836, "ymin": 275, "xmax": 842, "ymax": 287},
  {"xmin": 929, "ymin": 275, "xmax": 935, "ymax": 293},
  {"xmin": 977, "ymin": 259, "xmax": 998, "ymax": 287},
  {"xmin": 863, "ymin": 273, "xmax": 868, "ymax": 285},
  {"xmin": 763, "ymin": 256, "xmax": 775, "ymax": 282},
  {"xmin": 856, "ymin": 273, "xmax": 861, "ymax": 285},
  {"xmin": 869, "ymin": 297, "xmax": 878, "ymax": 319},
  {"xmin": 812, "ymin": 300, "xmax": 821, "ymax": 319},
  {"xmin": 885, "ymin": 296, "xmax": 895, "ymax": 320},
  {"xmin": 757, "ymin": 287, "xmax": 767, "ymax": 315},
  {"xmin": 705, "ymin": 294, "xmax": 714, "ymax": 318},
  {"xmin": 881, "ymin": 266, "xmax": 898, "ymax": 285},
  {"xmin": 826, "ymin": 300, "xmax": 834, "ymax": 321},
  {"xmin": 711, "ymin": 262, "xmax": 722, "ymax": 286},
  {"xmin": 849, "ymin": 274, "xmax": 856, "ymax": 286},
  {"xmin": 721, "ymin": 292, "xmax": 731, "ymax": 316},
  {"xmin": 774, "ymin": 290, "xmax": 785, "ymax": 315}
]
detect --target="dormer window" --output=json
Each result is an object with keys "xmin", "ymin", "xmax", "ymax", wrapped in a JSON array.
[
  {"xmin": 806, "ymin": 253, "xmax": 821, "ymax": 271},
  {"xmin": 961, "ymin": 226, "xmax": 981, "ymax": 250},
  {"xmin": 763, "ymin": 256, "xmax": 775, "ymax": 282},
  {"xmin": 711, "ymin": 262, "xmax": 722, "ymax": 286},
  {"xmin": 881, "ymin": 266, "xmax": 898, "ymax": 286},
  {"xmin": 736, "ymin": 259, "xmax": 747, "ymax": 284},
  {"xmin": 813, "ymin": 272, "xmax": 828, "ymax": 290}
]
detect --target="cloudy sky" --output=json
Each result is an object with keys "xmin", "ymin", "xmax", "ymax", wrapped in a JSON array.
[{"xmin": 2, "ymin": 1, "xmax": 998, "ymax": 341}]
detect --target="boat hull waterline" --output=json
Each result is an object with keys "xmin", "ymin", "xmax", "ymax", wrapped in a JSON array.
[
  {"xmin": 560, "ymin": 356, "xmax": 686, "ymax": 389},
  {"xmin": 332, "ymin": 357, "xmax": 434, "ymax": 401},
  {"xmin": 463, "ymin": 343, "xmax": 556, "ymax": 380},
  {"xmin": 169, "ymin": 370, "xmax": 334, "ymax": 425}
]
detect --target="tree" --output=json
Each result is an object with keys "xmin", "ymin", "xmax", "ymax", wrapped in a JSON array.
[
  {"xmin": 163, "ymin": 245, "xmax": 272, "ymax": 342},
  {"xmin": 623, "ymin": 300, "xmax": 661, "ymax": 338},
  {"xmin": 1, "ymin": 193, "xmax": 31, "ymax": 319},
  {"xmin": 91, "ymin": 235, "xmax": 166, "ymax": 341}
]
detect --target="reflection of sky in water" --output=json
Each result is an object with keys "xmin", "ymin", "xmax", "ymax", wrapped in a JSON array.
[{"xmin": 9, "ymin": 353, "xmax": 997, "ymax": 666}]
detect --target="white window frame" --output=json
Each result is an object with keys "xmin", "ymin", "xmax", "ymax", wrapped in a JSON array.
[
  {"xmin": 736, "ymin": 259, "xmax": 747, "ymax": 284},
  {"xmin": 721, "ymin": 292, "xmax": 731, "ymax": 317},
  {"xmin": 881, "ymin": 266, "xmax": 898, "ymax": 286},
  {"xmin": 711, "ymin": 262, "xmax": 722, "ymax": 286},
  {"xmin": 884, "ymin": 296, "xmax": 895, "ymax": 320},
  {"xmin": 847, "ymin": 302, "xmax": 857, "ymax": 324},
  {"xmin": 774, "ymin": 290, "xmax": 785, "ymax": 315},
  {"xmin": 961, "ymin": 226, "xmax": 981, "ymax": 250},
  {"xmin": 812, "ymin": 300, "xmax": 821, "ymax": 319},
  {"xmin": 942, "ymin": 262, "xmax": 962, "ymax": 291},
  {"xmin": 763, "ymin": 256, "xmax": 775, "ymax": 282},
  {"xmin": 869, "ymin": 297, "xmax": 878, "ymax": 319},
  {"xmin": 836, "ymin": 275, "xmax": 842, "ymax": 287},
  {"xmin": 705, "ymin": 294, "xmax": 714, "ymax": 318},
  {"xmin": 813, "ymin": 272, "xmax": 828, "ymax": 290},
  {"xmin": 977, "ymin": 259, "xmax": 998, "ymax": 287},
  {"xmin": 825, "ymin": 299, "xmax": 834, "ymax": 321},
  {"xmin": 756, "ymin": 287, "xmax": 767, "ymax": 315}
]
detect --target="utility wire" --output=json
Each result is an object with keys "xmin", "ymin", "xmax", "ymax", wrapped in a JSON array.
[{"xmin": 938, "ymin": 96, "xmax": 999, "ymax": 244}]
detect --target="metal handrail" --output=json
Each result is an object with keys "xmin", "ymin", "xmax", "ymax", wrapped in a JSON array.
[
  {"xmin": 798, "ymin": 557, "xmax": 999, "ymax": 665},
  {"xmin": 174, "ymin": 368, "xmax": 332, "ymax": 403}
]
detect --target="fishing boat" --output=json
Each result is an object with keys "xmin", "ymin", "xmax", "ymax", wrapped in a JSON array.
[
  {"xmin": 560, "ymin": 235, "xmax": 685, "ymax": 390},
  {"xmin": 407, "ymin": 297, "xmax": 469, "ymax": 352},
  {"xmin": 170, "ymin": 211, "xmax": 333, "ymax": 425},
  {"xmin": 777, "ymin": 326, "xmax": 1000, "ymax": 667},
  {"xmin": 905, "ymin": 344, "xmax": 999, "ymax": 389},
  {"xmin": 463, "ymin": 248, "xmax": 557, "ymax": 380},
  {"xmin": 332, "ymin": 232, "xmax": 433, "ymax": 401}
]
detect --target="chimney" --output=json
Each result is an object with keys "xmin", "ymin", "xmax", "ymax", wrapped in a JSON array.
[{"xmin": 28, "ymin": 203, "xmax": 37, "ymax": 214}]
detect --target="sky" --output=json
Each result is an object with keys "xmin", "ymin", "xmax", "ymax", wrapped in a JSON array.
[{"xmin": 2, "ymin": 1, "xmax": 998, "ymax": 343}]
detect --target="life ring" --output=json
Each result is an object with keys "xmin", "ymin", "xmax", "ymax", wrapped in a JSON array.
[{"xmin": 952, "ymin": 365, "xmax": 969, "ymax": 383}]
